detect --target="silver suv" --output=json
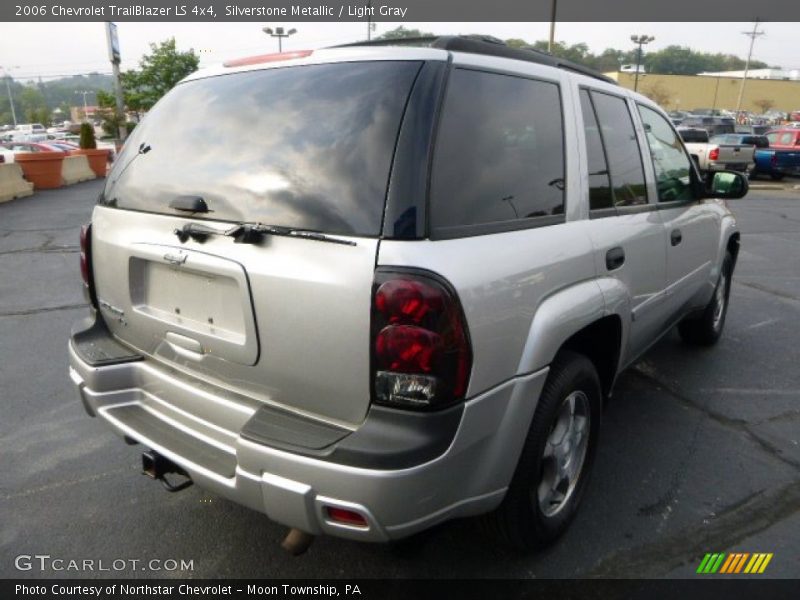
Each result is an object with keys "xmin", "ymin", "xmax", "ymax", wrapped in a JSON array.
[{"xmin": 69, "ymin": 36, "xmax": 747, "ymax": 551}]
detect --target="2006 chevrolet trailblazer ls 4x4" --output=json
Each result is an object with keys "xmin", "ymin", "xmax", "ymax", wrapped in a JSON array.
[{"xmin": 68, "ymin": 36, "xmax": 748, "ymax": 551}]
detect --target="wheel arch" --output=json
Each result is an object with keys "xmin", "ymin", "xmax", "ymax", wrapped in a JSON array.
[{"xmin": 516, "ymin": 279, "xmax": 626, "ymax": 398}]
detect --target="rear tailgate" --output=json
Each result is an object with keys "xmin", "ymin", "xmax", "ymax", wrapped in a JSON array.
[
  {"xmin": 92, "ymin": 208, "xmax": 377, "ymax": 426},
  {"xmin": 713, "ymin": 144, "xmax": 755, "ymax": 169}
]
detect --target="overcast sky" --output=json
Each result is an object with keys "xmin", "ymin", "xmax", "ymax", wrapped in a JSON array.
[{"xmin": 1, "ymin": 21, "xmax": 798, "ymax": 81}]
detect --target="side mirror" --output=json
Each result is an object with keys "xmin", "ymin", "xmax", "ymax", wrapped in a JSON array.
[{"xmin": 707, "ymin": 171, "xmax": 748, "ymax": 199}]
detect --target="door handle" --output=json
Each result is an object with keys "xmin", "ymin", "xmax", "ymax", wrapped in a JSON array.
[
  {"xmin": 606, "ymin": 246, "xmax": 625, "ymax": 271},
  {"xmin": 671, "ymin": 229, "xmax": 683, "ymax": 246}
]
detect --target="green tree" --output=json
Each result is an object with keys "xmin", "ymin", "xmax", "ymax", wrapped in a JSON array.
[
  {"xmin": 527, "ymin": 40, "xmax": 592, "ymax": 64},
  {"xmin": 96, "ymin": 89, "xmax": 127, "ymax": 138},
  {"xmin": 504, "ymin": 38, "xmax": 530, "ymax": 49},
  {"xmin": 19, "ymin": 86, "xmax": 49, "ymax": 125},
  {"xmin": 644, "ymin": 45, "xmax": 772, "ymax": 75},
  {"xmin": 122, "ymin": 38, "xmax": 199, "ymax": 114},
  {"xmin": 376, "ymin": 26, "xmax": 434, "ymax": 40}
]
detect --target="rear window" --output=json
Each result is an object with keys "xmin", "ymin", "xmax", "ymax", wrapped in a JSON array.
[
  {"xmin": 429, "ymin": 69, "xmax": 565, "ymax": 236},
  {"xmin": 104, "ymin": 61, "xmax": 422, "ymax": 236},
  {"xmin": 679, "ymin": 129, "xmax": 709, "ymax": 143}
]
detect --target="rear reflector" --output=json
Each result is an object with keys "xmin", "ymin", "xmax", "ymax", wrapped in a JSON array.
[
  {"xmin": 325, "ymin": 506, "xmax": 368, "ymax": 528},
  {"xmin": 224, "ymin": 50, "xmax": 313, "ymax": 68}
]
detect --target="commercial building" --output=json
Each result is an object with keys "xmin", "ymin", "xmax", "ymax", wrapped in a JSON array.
[{"xmin": 606, "ymin": 71, "xmax": 800, "ymax": 113}]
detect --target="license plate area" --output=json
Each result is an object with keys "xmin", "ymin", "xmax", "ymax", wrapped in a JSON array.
[
  {"xmin": 128, "ymin": 244, "xmax": 259, "ymax": 366},
  {"xmin": 137, "ymin": 261, "xmax": 245, "ymax": 343}
]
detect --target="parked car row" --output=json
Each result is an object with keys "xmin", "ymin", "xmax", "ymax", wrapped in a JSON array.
[
  {"xmin": 0, "ymin": 140, "xmax": 80, "ymax": 162},
  {"xmin": 678, "ymin": 126, "xmax": 800, "ymax": 181},
  {"xmin": 0, "ymin": 139, "xmax": 115, "ymax": 164}
]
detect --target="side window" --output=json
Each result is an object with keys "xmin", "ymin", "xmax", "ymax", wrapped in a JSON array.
[
  {"xmin": 579, "ymin": 89, "xmax": 614, "ymax": 210},
  {"xmin": 766, "ymin": 133, "xmax": 779, "ymax": 145},
  {"xmin": 637, "ymin": 104, "xmax": 694, "ymax": 203},
  {"xmin": 779, "ymin": 132, "xmax": 794, "ymax": 146},
  {"xmin": 430, "ymin": 69, "xmax": 565, "ymax": 233},
  {"xmin": 589, "ymin": 91, "xmax": 648, "ymax": 206}
]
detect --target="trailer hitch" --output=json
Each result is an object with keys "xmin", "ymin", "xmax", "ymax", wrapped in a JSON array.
[{"xmin": 142, "ymin": 450, "xmax": 193, "ymax": 493}]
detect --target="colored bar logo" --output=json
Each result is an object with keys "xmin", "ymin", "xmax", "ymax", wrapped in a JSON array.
[{"xmin": 696, "ymin": 552, "xmax": 773, "ymax": 574}]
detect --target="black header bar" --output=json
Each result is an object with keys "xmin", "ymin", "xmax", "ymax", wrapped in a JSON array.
[{"xmin": 3, "ymin": 0, "xmax": 800, "ymax": 22}]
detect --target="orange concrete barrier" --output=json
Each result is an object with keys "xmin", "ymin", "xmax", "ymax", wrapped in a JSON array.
[{"xmin": 14, "ymin": 152, "xmax": 66, "ymax": 189}]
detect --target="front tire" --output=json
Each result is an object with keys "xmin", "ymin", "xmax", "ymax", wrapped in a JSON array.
[
  {"xmin": 484, "ymin": 351, "xmax": 602, "ymax": 551},
  {"xmin": 678, "ymin": 252, "xmax": 733, "ymax": 346}
]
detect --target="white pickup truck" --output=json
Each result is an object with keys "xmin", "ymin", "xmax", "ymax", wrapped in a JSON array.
[
  {"xmin": 3, "ymin": 123, "xmax": 49, "ymax": 143},
  {"xmin": 678, "ymin": 127, "xmax": 755, "ymax": 176}
]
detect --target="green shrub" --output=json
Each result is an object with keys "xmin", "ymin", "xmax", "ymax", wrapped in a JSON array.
[{"xmin": 79, "ymin": 122, "xmax": 97, "ymax": 150}]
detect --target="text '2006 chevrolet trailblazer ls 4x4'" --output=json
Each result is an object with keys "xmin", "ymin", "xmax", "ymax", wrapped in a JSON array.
[{"xmin": 69, "ymin": 36, "xmax": 748, "ymax": 552}]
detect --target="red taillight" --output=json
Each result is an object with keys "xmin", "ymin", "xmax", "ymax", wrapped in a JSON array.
[
  {"xmin": 79, "ymin": 223, "xmax": 96, "ymax": 307},
  {"xmin": 709, "ymin": 147, "xmax": 720, "ymax": 161},
  {"xmin": 223, "ymin": 50, "xmax": 313, "ymax": 68},
  {"xmin": 325, "ymin": 507, "xmax": 368, "ymax": 528},
  {"xmin": 376, "ymin": 325, "xmax": 443, "ymax": 373},
  {"xmin": 371, "ymin": 271, "xmax": 472, "ymax": 410},
  {"xmin": 771, "ymin": 153, "xmax": 778, "ymax": 166}
]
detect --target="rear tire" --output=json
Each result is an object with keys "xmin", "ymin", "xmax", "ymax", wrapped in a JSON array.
[
  {"xmin": 483, "ymin": 351, "xmax": 602, "ymax": 552},
  {"xmin": 678, "ymin": 252, "xmax": 733, "ymax": 346}
]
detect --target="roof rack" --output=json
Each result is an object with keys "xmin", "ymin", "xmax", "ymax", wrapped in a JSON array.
[{"xmin": 332, "ymin": 35, "xmax": 617, "ymax": 86}]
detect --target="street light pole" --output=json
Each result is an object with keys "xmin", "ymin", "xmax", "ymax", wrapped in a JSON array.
[
  {"xmin": 548, "ymin": 0, "xmax": 557, "ymax": 53},
  {"xmin": 630, "ymin": 34, "xmax": 655, "ymax": 92},
  {"xmin": 262, "ymin": 27, "xmax": 297, "ymax": 53},
  {"xmin": 75, "ymin": 90, "xmax": 92, "ymax": 122},
  {"xmin": 1, "ymin": 66, "xmax": 19, "ymax": 128}
]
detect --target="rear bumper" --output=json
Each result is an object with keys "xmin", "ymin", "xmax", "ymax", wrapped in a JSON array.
[
  {"xmin": 68, "ymin": 328, "xmax": 548, "ymax": 542},
  {"xmin": 707, "ymin": 162, "xmax": 753, "ymax": 172}
]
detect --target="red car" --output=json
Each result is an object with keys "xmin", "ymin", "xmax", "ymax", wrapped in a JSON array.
[
  {"xmin": 765, "ymin": 129, "xmax": 800, "ymax": 149},
  {"xmin": 2, "ymin": 141, "xmax": 67, "ymax": 153}
]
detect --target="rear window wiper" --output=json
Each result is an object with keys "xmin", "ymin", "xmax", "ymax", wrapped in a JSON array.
[{"xmin": 174, "ymin": 222, "xmax": 357, "ymax": 246}]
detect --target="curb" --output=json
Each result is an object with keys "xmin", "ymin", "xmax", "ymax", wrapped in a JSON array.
[{"xmin": 749, "ymin": 184, "xmax": 785, "ymax": 190}]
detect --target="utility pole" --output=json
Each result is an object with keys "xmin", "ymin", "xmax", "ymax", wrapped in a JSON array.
[
  {"xmin": 548, "ymin": 0, "xmax": 557, "ymax": 53},
  {"xmin": 630, "ymin": 34, "xmax": 655, "ymax": 92},
  {"xmin": 105, "ymin": 22, "xmax": 127, "ymax": 142},
  {"xmin": 263, "ymin": 27, "xmax": 297, "ymax": 53},
  {"xmin": 366, "ymin": 1, "xmax": 376, "ymax": 40},
  {"xmin": 735, "ymin": 19, "xmax": 765, "ymax": 118},
  {"xmin": 1, "ymin": 66, "xmax": 19, "ymax": 128}
]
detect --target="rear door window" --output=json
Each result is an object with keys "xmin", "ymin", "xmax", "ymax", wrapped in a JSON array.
[
  {"xmin": 578, "ymin": 89, "xmax": 613, "ymax": 210},
  {"xmin": 589, "ymin": 91, "xmax": 648, "ymax": 207},
  {"xmin": 429, "ymin": 68, "xmax": 565, "ymax": 236},
  {"xmin": 104, "ymin": 61, "xmax": 422, "ymax": 237}
]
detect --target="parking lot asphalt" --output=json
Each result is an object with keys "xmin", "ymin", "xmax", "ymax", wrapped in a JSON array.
[{"xmin": 1, "ymin": 180, "xmax": 798, "ymax": 579}]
